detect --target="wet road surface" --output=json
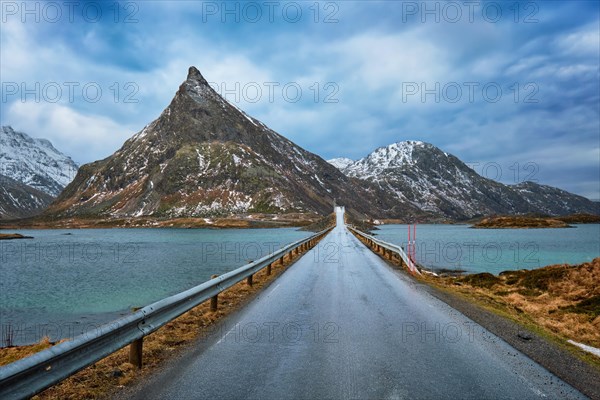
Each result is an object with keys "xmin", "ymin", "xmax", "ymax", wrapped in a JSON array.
[{"xmin": 124, "ymin": 208, "xmax": 587, "ymax": 400}]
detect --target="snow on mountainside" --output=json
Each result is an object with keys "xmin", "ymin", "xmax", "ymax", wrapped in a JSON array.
[
  {"xmin": 327, "ymin": 158, "xmax": 354, "ymax": 171},
  {"xmin": 0, "ymin": 174, "xmax": 54, "ymax": 219},
  {"xmin": 332, "ymin": 141, "xmax": 598, "ymax": 219},
  {"xmin": 1, "ymin": 126, "xmax": 79, "ymax": 197},
  {"xmin": 47, "ymin": 67, "xmax": 416, "ymax": 220}
]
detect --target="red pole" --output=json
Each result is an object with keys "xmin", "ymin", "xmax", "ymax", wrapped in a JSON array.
[
  {"xmin": 407, "ymin": 224, "xmax": 411, "ymax": 260},
  {"xmin": 413, "ymin": 224, "xmax": 416, "ymax": 262}
]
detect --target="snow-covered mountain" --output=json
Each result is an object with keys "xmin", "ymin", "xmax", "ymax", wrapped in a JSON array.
[
  {"xmin": 330, "ymin": 141, "xmax": 598, "ymax": 219},
  {"xmin": 46, "ymin": 67, "xmax": 416, "ymax": 220},
  {"xmin": 1, "ymin": 126, "xmax": 78, "ymax": 197}
]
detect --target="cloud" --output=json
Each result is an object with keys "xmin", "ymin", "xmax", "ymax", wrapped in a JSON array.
[
  {"xmin": 6, "ymin": 102, "xmax": 138, "ymax": 165},
  {"xmin": 555, "ymin": 23, "xmax": 600, "ymax": 57},
  {"xmin": 0, "ymin": 1, "xmax": 598, "ymax": 199}
]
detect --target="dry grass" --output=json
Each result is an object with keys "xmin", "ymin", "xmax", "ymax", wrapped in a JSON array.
[
  {"xmin": 0, "ymin": 233, "xmax": 32, "ymax": 240},
  {"xmin": 0, "ymin": 337, "xmax": 55, "ymax": 366},
  {"xmin": 0, "ymin": 239, "xmax": 324, "ymax": 400},
  {"xmin": 0, "ymin": 213, "xmax": 321, "ymax": 230},
  {"xmin": 429, "ymin": 258, "xmax": 600, "ymax": 348},
  {"xmin": 473, "ymin": 216, "xmax": 572, "ymax": 229}
]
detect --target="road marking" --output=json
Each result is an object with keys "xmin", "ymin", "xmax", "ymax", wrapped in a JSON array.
[
  {"xmin": 568, "ymin": 340, "xmax": 600, "ymax": 358},
  {"xmin": 270, "ymin": 283, "xmax": 281, "ymax": 294}
]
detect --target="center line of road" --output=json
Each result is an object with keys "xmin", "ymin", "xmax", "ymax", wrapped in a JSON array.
[{"xmin": 270, "ymin": 283, "xmax": 281, "ymax": 294}]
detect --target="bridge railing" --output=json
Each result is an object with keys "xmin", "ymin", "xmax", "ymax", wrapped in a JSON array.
[
  {"xmin": 0, "ymin": 227, "xmax": 333, "ymax": 400},
  {"xmin": 347, "ymin": 226, "xmax": 420, "ymax": 275}
]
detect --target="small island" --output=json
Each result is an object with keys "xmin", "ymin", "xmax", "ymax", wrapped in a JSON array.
[
  {"xmin": 472, "ymin": 216, "xmax": 573, "ymax": 229},
  {"xmin": 0, "ymin": 233, "xmax": 33, "ymax": 240}
]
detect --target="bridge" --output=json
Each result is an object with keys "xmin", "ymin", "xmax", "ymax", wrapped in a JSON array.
[{"xmin": 0, "ymin": 208, "xmax": 589, "ymax": 399}]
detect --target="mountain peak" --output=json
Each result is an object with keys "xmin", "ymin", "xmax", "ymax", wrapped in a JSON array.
[{"xmin": 186, "ymin": 66, "xmax": 209, "ymax": 86}]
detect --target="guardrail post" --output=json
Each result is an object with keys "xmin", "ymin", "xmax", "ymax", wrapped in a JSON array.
[
  {"xmin": 267, "ymin": 262, "xmax": 272, "ymax": 275},
  {"xmin": 247, "ymin": 274, "xmax": 253, "ymax": 286},
  {"xmin": 210, "ymin": 294, "xmax": 219, "ymax": 311},
  {"xmin": 209, "ymin": 274, "xmax": 219, "ymax": 311},
  {"xmin": 129, "ymin": 338, "xmax": 143, "ymax": 369}
]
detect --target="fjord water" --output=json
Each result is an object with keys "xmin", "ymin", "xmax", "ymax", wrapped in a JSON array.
[
  {"xmin": 377, "ymin": 224, "xmax": 600, "ymax": 274},
  {"xmin": 0, "ymin": 228, "xmax": 310, "ymax": 346},
  {"xmin": 2, "ymin": 225, "xmax": 599, "ymax": 346}
]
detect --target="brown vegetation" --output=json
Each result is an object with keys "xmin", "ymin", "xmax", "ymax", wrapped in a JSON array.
[
  {"xmin": 0, "ymin": 213, "xmax": 321, "ymax": 230},
  {"xmin": 300, "ymin": 212, "xmax": 336, "ymax": 232},
  {"xmin": 472, "ymin": 215, "xmax": 573, "ymax": 229},
  {"xmin": 430, "ymin": 258, "xmax": 600, "ymax": 349},
  {"xmin": 556, "ymin": 214, "xmax": 600, "ymax": 224},
  {"xmin": 0, "ymin": 233, "xmax": 32, "ymax": 240}
]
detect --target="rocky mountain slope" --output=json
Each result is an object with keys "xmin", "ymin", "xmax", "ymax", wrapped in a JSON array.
[
  {"xmin": 512, "ymin": 182, "xmax": 599, "ymax": 216},
  {"xmin": 1, "ymin": 126, "xmax": 78, "ymax": 197},
  {"xmin": 46, "ymin": 67, "xmax": 420, "ymax": 220},
  {"xmin": 0, "ymin": 174, "xmax": 54, "ymax": 219},
  {"xmin": 329, "ymin": 141, "xmax": 598, "ymax": 220}
]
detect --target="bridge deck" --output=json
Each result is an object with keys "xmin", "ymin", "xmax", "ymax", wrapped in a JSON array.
[{"xmin": 123, "ymin": 208, "xmax": 585, "ymax": 400}]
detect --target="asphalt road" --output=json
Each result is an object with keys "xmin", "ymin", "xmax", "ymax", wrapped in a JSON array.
[{"xmin": 124, "ymin": 208, "xmax": 587, "ymax": 400}]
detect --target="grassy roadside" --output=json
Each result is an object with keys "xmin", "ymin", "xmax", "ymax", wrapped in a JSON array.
[
  {"xmin": 423, "ymin": 258, "xmax": 600, "ymax": 350},
  {"xmin": 423, "ymin": 276, "xmax": 600, "ymax": 371},
  {"xmin": 0, "ymin": 233, "xmax": 330, "ymax": 399}
]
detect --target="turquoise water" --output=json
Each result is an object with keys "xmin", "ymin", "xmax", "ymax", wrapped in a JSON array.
[
  {"xmin": 376, "ymin": 224, "xmax": 600, "ymax": 274},
  {"xmin": 2, "ymin": 224, "xmax": 598, "ymax": 346},
  {"xmin": 0, "ymin": 228, "xmax": 310, "ymax": 346}
]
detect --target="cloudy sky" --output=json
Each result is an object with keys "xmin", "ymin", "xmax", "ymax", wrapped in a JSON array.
[{"xmin": 1, "ymin": 1, "xmax": 598, "ymax": 199}]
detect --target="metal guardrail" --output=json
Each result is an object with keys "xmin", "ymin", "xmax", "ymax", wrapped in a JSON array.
[
  {"xmin": 0, "ymin": 227, "xmax": 333, "ymax": 400},
  {"xmin": 347, "ymin": 226, "xmax": 421, "ymax": 275}
]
